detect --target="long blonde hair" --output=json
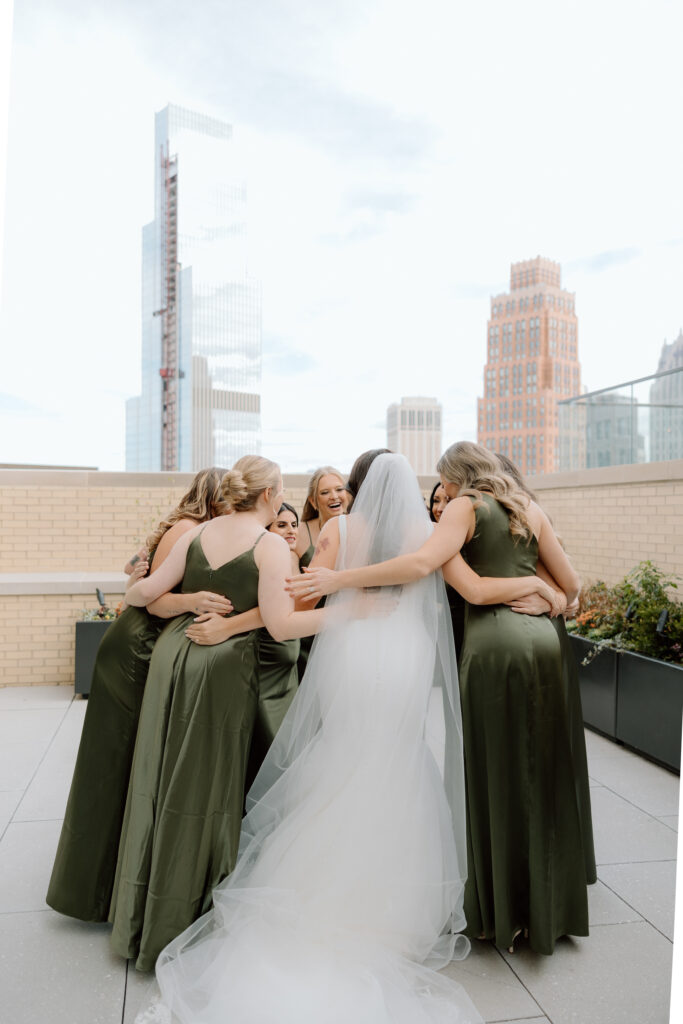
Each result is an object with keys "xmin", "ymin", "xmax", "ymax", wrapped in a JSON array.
[
  {"xmin": 302, "ymin": 465, "xmax": 346, "ymax": 522},
  {"xmin": 146, "ymin": 466, "xmax": 229, "ymax": 554},
  {"xmin": 437, "ymin": 441, "xmax": 533, "ymax": 543},
  {"xmin": 221, "ymin": 455, "xmax": 281, "ymax": 512}
]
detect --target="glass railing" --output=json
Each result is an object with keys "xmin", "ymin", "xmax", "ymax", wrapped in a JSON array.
[{"xmin": 558, "ymin": 366, "xmax": 683, "ymax": 470}]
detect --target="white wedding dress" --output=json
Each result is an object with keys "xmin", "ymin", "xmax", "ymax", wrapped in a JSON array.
[{"xmin": 139, "ymin": 455, "xmax": 482, "ymax": 1024}]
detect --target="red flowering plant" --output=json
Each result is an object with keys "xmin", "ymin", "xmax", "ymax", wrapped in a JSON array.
[{"xmin": 567, "ymin": 561, "xmax": 683, "ymax": 666}]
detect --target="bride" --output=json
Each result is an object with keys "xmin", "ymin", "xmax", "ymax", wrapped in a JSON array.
[{"xmin": 137, "ymin": 452, "xmax": 486, "ymax": 1023}]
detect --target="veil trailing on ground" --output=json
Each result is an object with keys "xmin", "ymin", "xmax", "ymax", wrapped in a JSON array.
[{"xmin": 149, "ymin": 453, "xmax": 479, "ymax": 1024}]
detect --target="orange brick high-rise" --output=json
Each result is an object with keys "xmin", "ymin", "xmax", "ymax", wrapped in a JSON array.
[{"xmin": 477, "ymin": 256, "xmax": 581, "ymax": 475}]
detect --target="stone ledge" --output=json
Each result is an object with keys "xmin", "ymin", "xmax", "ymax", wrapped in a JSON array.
[{"xmin": 0, "ymin": 573, "xmax": 128, "ymax": 596}]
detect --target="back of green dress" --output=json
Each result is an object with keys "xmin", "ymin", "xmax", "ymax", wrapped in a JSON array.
[
  {"xmin": 459, "ymin": 496, "xmax": 589, "ymax": 954},
  {"xmin": 109, "ymin": 534, "xmax": 265, "ymax": 971},
  {"xmin": 47, "ymin": 604, "xmax": 165, "ymax": 922}
]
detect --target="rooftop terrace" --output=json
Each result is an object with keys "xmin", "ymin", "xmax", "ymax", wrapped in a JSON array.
[{"xmin": 0, "ymin": 685, "xmax": 679, "ymax": 1024}]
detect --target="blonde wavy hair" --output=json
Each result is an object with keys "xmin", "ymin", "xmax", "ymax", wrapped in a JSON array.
[
  {"xmin": 495, "ymin": 452, "xmax": 538, "ymax": 502},
  {"xmin": 301, "ymin": 465, "xmax": 346, "ymax": 522},
  {"xmin": 221, "ymin": 455, "xmax": 281, "ymax": 512},
  {"xmin": 146, "ymin": 466, "xmax": 229, "ymax": 555},
  {"xmin": 436, "ymin": 441, "xmax": 533, "ymax": 543}
]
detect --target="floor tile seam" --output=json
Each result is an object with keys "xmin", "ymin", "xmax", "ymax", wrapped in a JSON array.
[
  {"xmin": 592, "ymin": 780, "xmax": 680, "ymax": 821},
  {"xmin": 490, "ymin": 946, "xmax": 550, "ymax": 1021},
  {"xmin": 0, "ymin": 906, "xmax": 52, "ymax": 916},
  {"xmin": 489, "ymin": 1017, "xmax": 550, "ymax": 1023},
  {"xmin": 9, "ymin": 816, "xmax": 65, "ymax": 823},
  {"xmin": 121, "ymin": 960, "xmax": 129, "ymax": 1024},
  {"xmin": 589, "ymin": 917, "xmax": 673, "ymax": 943},
  {"xmin": 0, "ymin": 698, "xmax": 74, "ymax": 844},
  {"xmin": 597, "ymin": 857, "xmax": 677, "ymax": 867},
  {"xmin": 590, "ymin": 874, "xmax": 646, "ymax": 924},
  {"xmin": 656, "ymin": 817, "xmax": 679, "ymax": 834}
]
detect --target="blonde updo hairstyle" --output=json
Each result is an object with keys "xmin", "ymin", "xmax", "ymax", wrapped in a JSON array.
[
  {"xmin": 146, "ymin": 466, "xmax": 229, "ymax": 554},
  {"xmin": 437, "ymin": 441, "xmax": 533, "ymax": 543},
  {"xmin": 302, "ymin": 465, "xmax": 346, "ymax": 522},
  {"xmin": 221, "ymin": 455, "xmax": 281, "ymax": 512}
]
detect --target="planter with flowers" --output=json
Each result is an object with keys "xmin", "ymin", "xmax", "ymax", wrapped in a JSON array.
[
  {"xmin": 566, "ymin": 562, "xmax": 683, "ymax": 772},
  {"xmin": 75, "ymin": 590, "xmax": 120, "ymax": 696}
]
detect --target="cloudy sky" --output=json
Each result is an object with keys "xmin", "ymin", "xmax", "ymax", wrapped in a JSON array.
[{"xmin": 1, "ymin": 0, "xmax": 682, "ymax": 472}]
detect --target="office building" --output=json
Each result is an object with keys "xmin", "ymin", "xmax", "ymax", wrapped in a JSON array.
[
  {"xmin": 387, "ymin": 397, "xmax": 442, "ymax": 476},
  {"xmin": 126, "ymin": 104, "xmax": 261, "ymax": 471},
  {"xmin": 477, "ymin": 256, "xmax": 581, "ymax": 475},
  {"xmin": 650, "ymin": 331, "xmax": 683, "ymax": 462}
]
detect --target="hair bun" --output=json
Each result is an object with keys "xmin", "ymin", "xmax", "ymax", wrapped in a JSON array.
[{"xmin": 221, "ymin": 469, "xmax": 248, "ymax": 506}]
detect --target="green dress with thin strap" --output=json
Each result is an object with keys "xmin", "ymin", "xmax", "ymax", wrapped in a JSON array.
[
  {"xmin": 459, "ymin": 496, "xmax": 590, "ymax": 955},
  {"xmin": 109, "ymin": 534, "xmax": 264, "ymax": 972},
  {"xmin": 296, "ymin": 521, "xmax": 317, "ymax": 680},
  {"xmin": 246, "ymin": 628, "xmax": 299, "ymax": 793},
  {"xmin": 47, "ymin": 602, "xmax": 166, "ymax": 922}
]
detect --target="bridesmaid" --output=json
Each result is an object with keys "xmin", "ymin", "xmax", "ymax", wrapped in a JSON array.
[
  {"xmin": 429, "ymin": 482, "xmax": 465, "ymax": 661},
  {"xmin": 294, "ymin": 466, "xmax": 348, "ymax": 678},
  {"xmin": 108, "ymin": 457, "xmax": 327, "ymax": 971},
  {"xmin": 46, "ymin": 468, "xmax": 233, "ymax": 923},
  {"xmin": 294, "ymin": 466, "xmax": 348, "ymax": 568},
  {"xmin": 495, "ymin": 453, "xmax": 596, "ymax": 887},
  {"xmin": 185, "ymin": 501, "xmax": 301, "ymax": 792},
  {"xmin": 288, "ymin": 442, "xmax": 589, "ymax": 954}
]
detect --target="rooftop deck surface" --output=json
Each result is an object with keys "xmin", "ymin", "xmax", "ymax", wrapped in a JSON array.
[{"xmin": 0, "ymin": 686, "xmax": 678, "ymax": 1024}]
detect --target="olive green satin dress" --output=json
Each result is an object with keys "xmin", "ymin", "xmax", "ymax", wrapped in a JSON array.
[
  {"xmin": 246, "ymin": 630, "xmax": 299, "ymax": 792},
  {"xmin": 553, "ymin": 615, "xmax": 597, "ymax": 884},
  {"xmin": 459, "ymin": 497, "xmax": 590, "ymax": 954},
  {"xmin": 446, "ymin": 583, "xmax": 465, "ymax": 662},
  {"xmin": 296, "ymin": 523, "xmax": 317, "ymax": 680},
  {"xmin": 47, "ymin": 604, "xmax": 165, "ymax": 922},
  {"xmin": 109, "ymin": 534, "xmax": 265, "ymax": 972}
]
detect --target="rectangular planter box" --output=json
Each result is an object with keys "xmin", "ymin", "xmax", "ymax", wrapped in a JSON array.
[
  {"xmin": 74, "ymin": 620, "xmax": 113, "ymax": 696},
  {"xmin": 567, "ymin": 634, "xmax": 618, "ymax": 738},
  {"xmin": 616, "ymin": 650, "xmax": 683, "ymax": 773}
]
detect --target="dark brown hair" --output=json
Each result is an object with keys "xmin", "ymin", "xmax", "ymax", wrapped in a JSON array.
[{"xmin": 345, "ymin": 449, "xmax": 392, "ymax": 509}]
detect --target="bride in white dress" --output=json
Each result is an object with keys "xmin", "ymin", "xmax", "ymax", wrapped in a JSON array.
[{"xmin": 140, "ymin": 452, "xmax": 482, "ymax": 1024}]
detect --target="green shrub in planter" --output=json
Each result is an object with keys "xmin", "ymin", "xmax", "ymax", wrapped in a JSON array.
[{"xmin": 567, "ymin": 561, "xmax": 683, "ymax": 666}]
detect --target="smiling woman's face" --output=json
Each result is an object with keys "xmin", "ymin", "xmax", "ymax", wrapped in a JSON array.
[
  {"xmin": 268, "ymin": 508, "xmax": 299, "ymax": 548},
  {"xmin": 315, "ymin": 474, "xmax": 347, "ymax": 521},
  {"xmin": 431, "ymin": 485, "xmax": 448, "ymax": 522}
]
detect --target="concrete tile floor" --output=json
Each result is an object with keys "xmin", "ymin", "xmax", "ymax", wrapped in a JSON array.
[{"xmin": 0, "ymin": 685, "xmax": 679, "ymax": 1024}]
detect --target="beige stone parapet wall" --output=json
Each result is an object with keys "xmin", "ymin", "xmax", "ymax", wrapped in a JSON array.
[
  {"xmin": 0, "ymin": 462, "xmax": 681, "ymax": 687},
  {"xmin": 526, "ymin": 460, "xmax": 683, "ymax": 588}
]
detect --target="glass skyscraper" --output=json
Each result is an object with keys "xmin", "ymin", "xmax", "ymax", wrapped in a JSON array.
[{"xmin": 126, "ymin": 104, "xmax": 261, "ymax": 471}]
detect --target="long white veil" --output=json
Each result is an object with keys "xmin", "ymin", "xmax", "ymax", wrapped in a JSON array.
[{"xmin": 152, "ymin": 453, "xmax": 479, "ymax": 1024}]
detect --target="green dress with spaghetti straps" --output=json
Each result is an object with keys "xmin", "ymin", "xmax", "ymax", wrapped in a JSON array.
[
  {"xmin": 458, "ymin": 496, "xmax": 590, "ymax": 954},
  {"xmin": 109, "ymin": 531, "xmax": 265, "ymax": 972},
  {"xmin": 47, "ymin": 562, "xmax": 167, "ymax": 922},
  {"xmin": 246, "ymin": 627, "xmax": 299, "ymax": 793},
  {"xmin": 296, "ymin": 520, "xmax": 318, "ymax": 680}
]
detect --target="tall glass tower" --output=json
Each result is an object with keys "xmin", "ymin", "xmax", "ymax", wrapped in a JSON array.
[{"xmin": 126, "ymin": 104, "xmax": 261, "ymax": 471}]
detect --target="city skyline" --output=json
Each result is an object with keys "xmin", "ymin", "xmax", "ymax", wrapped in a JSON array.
[{"xmin": 1, "ymin": 1, "xmax": 682, "ymax": 473}]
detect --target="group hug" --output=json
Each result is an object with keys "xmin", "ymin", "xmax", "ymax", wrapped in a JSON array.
[{"xmin": 46, "ymin": 442, "xmax": 596, "ymax": 1024}]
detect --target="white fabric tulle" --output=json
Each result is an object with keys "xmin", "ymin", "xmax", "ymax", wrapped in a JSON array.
[{"xmin": 140, "ymin": 454, "xmax": 482, "ymax": 1024}]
